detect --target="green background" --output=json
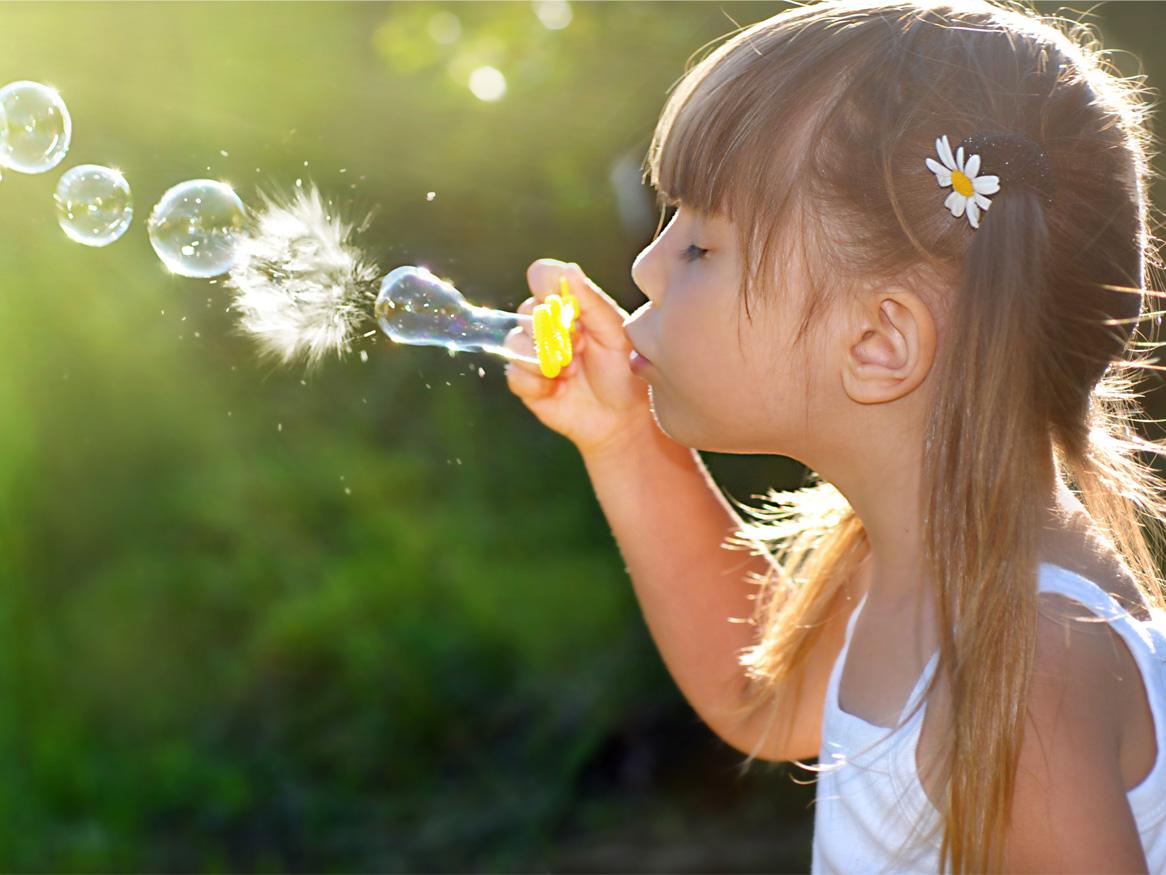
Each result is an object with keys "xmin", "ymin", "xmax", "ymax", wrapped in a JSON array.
[{"xmin": 0, "ymin": 2, "xmax": 1162, "ymax": 870}]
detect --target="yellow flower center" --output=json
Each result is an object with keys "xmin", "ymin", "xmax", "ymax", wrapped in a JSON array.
[{"xmin": 952, "ymin": 170, "xmax": 974, "ymax": 197}]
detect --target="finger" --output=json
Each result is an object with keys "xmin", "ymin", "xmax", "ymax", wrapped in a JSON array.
[
  {"xmin": 506, "ymin": 361, "xmax": 554, "ymax": 396},
  {"xmin": 502, "ymin": 326, "xmax": 542, "ymax": 373},
  {"xmin": 526, "ymin": 259, "xmax": 631, "ymax": 349},
  {"xmin": 517, "ymin": 296, "xmax": 536, "ymax": 316}
]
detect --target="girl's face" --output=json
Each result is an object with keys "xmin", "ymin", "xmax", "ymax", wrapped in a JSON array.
[{"xmin": 624, "ymin": 204, "xmax": 834, "ymax": 456}]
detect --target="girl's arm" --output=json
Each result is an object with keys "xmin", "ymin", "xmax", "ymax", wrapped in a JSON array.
[
  {"xmin": 579, "ymin": 419, "xmax": 820, "ymax": 760},
  {"xmin": 1000, "ymin": 597, "xmax": 1149, "ymax": 873}
]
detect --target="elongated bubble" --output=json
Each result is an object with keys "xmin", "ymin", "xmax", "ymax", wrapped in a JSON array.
[
  {"xmin": 54, "ymin": 164, "xmax": 133, "ymax": 247},
  {"xmin": 374, "ymin": 265, "xmax": 538, "ymax": 364},
  {"xmin": 0, "ymin": 80, "xmax": 71, "ymax": 174},
  {"xmin": 148, "ymin": 179, "xmax": 246, "ymax": 278}
]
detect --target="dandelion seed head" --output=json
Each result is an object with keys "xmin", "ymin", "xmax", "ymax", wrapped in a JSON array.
[{"xmin": 224, "ymin": 183, "xmax": 379, "ymax": 367}]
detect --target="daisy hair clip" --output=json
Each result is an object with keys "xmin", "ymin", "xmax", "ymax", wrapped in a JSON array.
[{"xmin": 925, "ymin": 132, "xmax": 1056, "ymax": 230}]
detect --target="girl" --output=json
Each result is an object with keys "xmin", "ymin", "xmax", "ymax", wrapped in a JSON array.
[{"xmin": 504, "ymin": 1, "xmax": 1166, "ymax": 871}]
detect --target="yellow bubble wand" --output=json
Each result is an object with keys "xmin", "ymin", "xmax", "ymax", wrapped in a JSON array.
[{"xmin": 531, "ymin": 275, "xmax": 580, "ymax": 378}]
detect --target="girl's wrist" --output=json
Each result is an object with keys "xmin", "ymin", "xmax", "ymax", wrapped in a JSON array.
[{"xmin": 577, "ymin": 410, "xmax": 690, "ymax": 470}]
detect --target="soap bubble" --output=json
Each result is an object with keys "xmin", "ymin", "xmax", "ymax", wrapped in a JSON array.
[
  {"xmin": 375, "ymin": 265, "xmax": 542, "ymax": 363},
  {"xmin": 148, "ymin": 179, "xmax": 246, "ymax": 278},
  {"xmin": 0, "ymin": 80, "xmax": 71, "ymax": 174},
  {"xmin": 53, "ymin": 164, "xmax": 133, "ymax": 247}
]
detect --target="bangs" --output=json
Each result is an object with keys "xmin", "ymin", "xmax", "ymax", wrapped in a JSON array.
[
  {"xmin": 640, "ymin": 17, "xmax": 849, "ymax": 329},
  {"xmin": 641, "ymin": 6, "xmax": 847, "ymax": 224}
]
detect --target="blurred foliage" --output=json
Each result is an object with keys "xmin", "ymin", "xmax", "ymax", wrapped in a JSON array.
[{"xmin": 0, "ymin": 1, "xmax": 1162, "ymax": 871}]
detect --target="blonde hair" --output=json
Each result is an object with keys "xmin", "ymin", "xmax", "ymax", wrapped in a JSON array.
[{"xmin": 641, "ymin": 1, "xmax": 1166, "ymax": 871}]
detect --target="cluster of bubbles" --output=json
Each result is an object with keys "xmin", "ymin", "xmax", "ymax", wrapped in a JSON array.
[
  {"xmin": 3, "ymin": 79, "xmax": 534, "ymax": 373},
  {"xmin": 1, "ymin": 79, "xmax": 245, "ymax": 276}
]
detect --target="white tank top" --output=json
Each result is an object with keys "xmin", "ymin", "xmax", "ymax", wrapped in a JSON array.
[{"xmin": 811, "ymin": 561, "xmax": 1166, "ymax": 873}]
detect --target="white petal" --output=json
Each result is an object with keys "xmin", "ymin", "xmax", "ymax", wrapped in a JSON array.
[
  {"xmin": 964, "ymin": 153, "xmax": 980, "ymax": 179},
  {"xmin": 973, "ymin": 192, "xmax": 992, "ymax": 210},
  {"xmin": 944, "ymin": 191, "xmax": 966, "ymax": 217},
  {"xmin": 956, "ymin": 145, "xmax": 965, "ymax": 173},
  {"xmin": 966, "ymin": 199, "xmax": 980, "ymax": 229},
  {"xmin": 973, "ymin": 174, "xmax": 1000, "ymax": 195},
  {"xmin": 937, "ymin": 135, "xmax": 956, "ymax": 171},
  {"xmin": 926, "ymin": 158, "xmax": 952, "ymax": 186}
]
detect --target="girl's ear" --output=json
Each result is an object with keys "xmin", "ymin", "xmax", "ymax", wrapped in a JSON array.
[{"xmin": 840, "ymin": 288, "xmax": 937, "ymax": 405}]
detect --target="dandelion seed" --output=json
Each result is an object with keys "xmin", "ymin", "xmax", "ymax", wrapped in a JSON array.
[{"xmin": 224, "ymin": 183, "xmax": 380, "ymax": 367}]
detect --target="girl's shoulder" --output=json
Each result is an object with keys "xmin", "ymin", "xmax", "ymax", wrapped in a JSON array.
[{"xmin": 1034, "ymin": 560, "xmax": 1164, "ymax": 799}]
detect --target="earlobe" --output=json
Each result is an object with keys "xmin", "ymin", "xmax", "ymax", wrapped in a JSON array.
[{"xmin": 840, "ymin": 292, "xmax": 936, "ymax": 405}]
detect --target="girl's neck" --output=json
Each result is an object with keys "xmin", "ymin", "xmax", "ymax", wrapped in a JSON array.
[{"xmin": 858, "ymin": 445, "xmax": 1066, "ymax": 607}]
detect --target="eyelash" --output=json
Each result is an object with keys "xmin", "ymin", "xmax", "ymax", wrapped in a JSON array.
[{"xmin": 681, "ymin": 244, "xmax": 708, "ymax": 262}]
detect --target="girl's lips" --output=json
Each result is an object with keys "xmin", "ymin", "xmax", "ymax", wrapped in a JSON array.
[{"xmin": 629, "ymin": 349, "xmax": 653, "ymax": 374}]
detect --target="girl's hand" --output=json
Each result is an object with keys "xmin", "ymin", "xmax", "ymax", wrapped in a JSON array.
[{"xmin": 504, "ymin": 258, "xmax": 653, "ymax": 458}]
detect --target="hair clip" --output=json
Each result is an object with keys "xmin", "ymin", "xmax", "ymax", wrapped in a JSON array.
[{"xmin": 925, "ymin": 134, "xmax": 1000, "ymax": 230}]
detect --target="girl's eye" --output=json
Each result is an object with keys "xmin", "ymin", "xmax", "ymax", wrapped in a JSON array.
[{"xmin": 681, "ymin": 244, "xmax": 708, "ymax": 262}]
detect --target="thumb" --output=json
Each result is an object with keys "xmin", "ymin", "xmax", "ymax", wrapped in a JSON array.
[{"xmin": 527, "ymin": 258, "xmax": 632, "ymax": 351}]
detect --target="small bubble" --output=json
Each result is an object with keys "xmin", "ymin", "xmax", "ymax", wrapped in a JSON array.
[
  {"xmin": 425, "ymin": 383, "xmax": 431, "ymax": 389},
  {"xmin": 194, "ymin": 331, "xmax": 200, "ymax": 338},
  {"xmin": 426, "ymin": 191, "xmax": 436, "ymax": 201},
  {"xmin": 303, "ymin": 160, "xmax": 309, "ymax": 167},
  {"xmin": 477, "ymin": 367, "xmax": 485, "ymax": 378},
  {"xmin": 295, "ymin": 178, "xmax": 303, "ymax": 188},
  {"xmin": 277, "ymin": 422, "xmax": 283, "ymax": 432},
  {"xmin": 344, "ymin": 486, "xmax": 352, "ymax": 495},
  {"xmin": 455, "ymin": 458, "xmax": 462, "ymax": 466},
  {"xmin": 227, "ymin": 410, "xmax": 232, "ymax": 417},
  {"xmin": 359, "ymin": 350, "xmax": 369, "ymax": 363},
  {"xmin": 300, "ymin": 379, "xmax": 307, "ymax": 386},
  {"xmin": 220, "ymin": 149, "xmax": 229, "ymax": 157},
  {"xmin": 339, "ymin": 168, "xmax": 347, "ymax": 174}
]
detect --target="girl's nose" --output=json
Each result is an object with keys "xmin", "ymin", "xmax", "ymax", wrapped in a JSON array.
[{"xmin": 630, "ymin": 241, "xmax": 662, "ymax": 303}]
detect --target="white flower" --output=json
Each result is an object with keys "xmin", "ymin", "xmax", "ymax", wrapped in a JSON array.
[{"xmin": 924, "ymin": 134, "xmax": 1000, "ymax": 230}]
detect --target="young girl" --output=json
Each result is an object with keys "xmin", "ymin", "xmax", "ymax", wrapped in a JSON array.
[{"xmin": 504, "ymin": 0, "xmax": 1166, "ymax": 871}]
